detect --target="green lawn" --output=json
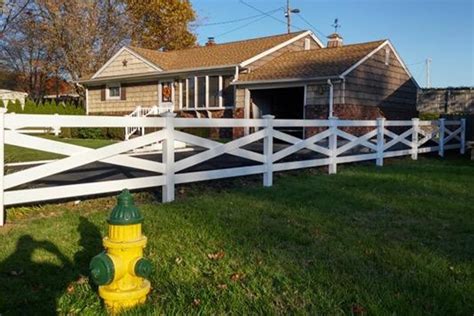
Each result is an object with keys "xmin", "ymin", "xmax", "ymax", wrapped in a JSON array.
[
  {"xmin": 5, "ymin": 136, "xmax": 116, "ymax": 163},
  {"xmin": 0, "ymin": 155, "xmax": 473, "ymax": 315}
]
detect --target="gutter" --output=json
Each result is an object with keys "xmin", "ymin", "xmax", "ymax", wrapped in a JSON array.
[
  {"xmin": 232, "ymin": 75, "xmax": 342, "ymax": 86},
  {"xmin": 78, "ymin": 65, "xmax": 238, "ymax": 85}
]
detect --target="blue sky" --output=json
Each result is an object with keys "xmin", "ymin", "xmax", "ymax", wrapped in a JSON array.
[{"xmin": 191, "ymin": 0, "xmax": 473, "ymax": 88}]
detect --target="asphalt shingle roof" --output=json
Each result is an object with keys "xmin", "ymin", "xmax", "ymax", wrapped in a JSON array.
[
  {"xmin": 238, "ymin": 40, "xmax": 386, "ymax": 82},
  {"xmin": 128, "ymin": 31, "xmax": 307, "ymax": 71}
]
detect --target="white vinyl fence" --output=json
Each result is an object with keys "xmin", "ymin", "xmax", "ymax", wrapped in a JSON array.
[{"xmin": 0, "ymin": 109, "xmax": 466, "ymax": 226}]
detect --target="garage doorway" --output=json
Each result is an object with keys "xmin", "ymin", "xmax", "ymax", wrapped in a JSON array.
[{"xmin": 250, "ymin": 86, "xmax": 305, "ymax": 136}]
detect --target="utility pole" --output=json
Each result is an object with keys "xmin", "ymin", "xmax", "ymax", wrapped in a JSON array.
[
  {"xmin": 425, "ymin": 58, "xmax": 432, "ymax": 88},
  {"xmin": 285, "ymin": 0, "xmax": 300, "ymax": 33}
]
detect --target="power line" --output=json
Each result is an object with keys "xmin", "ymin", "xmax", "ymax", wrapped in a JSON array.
[
  {"xmin": 238, "ymin": 0, "xmax": 303, "ymax": 32},
  {"xmin": 407, "ymin": 60, "xmax": 425, "ymax": 66},
  {"xmin": 215, "ymin": 14, "xmax": 274, "ymax": 38},
  {"xmin": 295, "ymin": 14, "xmax": 327, "ymax": 38},
  {"xmin": 192, "ymin": 8, "xmax": 282, "ymax": 27}
]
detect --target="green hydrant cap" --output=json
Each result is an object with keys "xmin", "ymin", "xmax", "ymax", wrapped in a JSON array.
[
  {"xmin": 108, "ymin": 189, "xmax": 144, "ymax": 225},
  {"xmin": 89, "ymin": 252, "xmax": 114, "ymax": 285},
  {"xmin": 135, "ymin": 258, "xmax": 153, "ymax": 278}
]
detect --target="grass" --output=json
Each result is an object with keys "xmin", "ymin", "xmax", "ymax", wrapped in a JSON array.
[
  {"xmin": 5, "ymin": 135, "xmax": 116, "ymax": 163},
  {"xmin": 0, "ymin": 155, "xmax": 473, "ymax": 315}
]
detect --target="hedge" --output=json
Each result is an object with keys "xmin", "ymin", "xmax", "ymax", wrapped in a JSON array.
[{"xmin": 0, "ymin": 99, "xmax": 126, "ymax": 140}]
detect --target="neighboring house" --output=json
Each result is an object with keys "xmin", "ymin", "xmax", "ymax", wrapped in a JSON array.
[
  {"xmin": 0, "ymin": 89, "xmax": 28, "ymax": 108},
  {"xmin": 78, "ymin": 30, "xmax": 419, "ymax": 137},
  {"xmin": 43, "ymin": 78, "xmax": 81, "ymax": 104},
  {"xmin": 417, "ymin": 87, "xmax": 473, "ymax": 114}
]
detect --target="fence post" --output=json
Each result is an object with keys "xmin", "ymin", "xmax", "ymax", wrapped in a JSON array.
[
  {"xmin": 53, "ymin": 113, "xmax": 60, "ymax": 136},
  {"xmin": 328, "ymin": 117, "xmax": 338, "ymax": 174},
  {"xmin": 438, "ymin": 118, "xmax": 445, "ymax": 157},
  {"xmin": 161, "ymin": 112, "xmax": 176, "ymax": 203},
  {"xmin": 411, "ymin": 118, "xmax": 419, "ymax": 160},
  {"xmin": 460, "ymin": 118, "xmax": 466, "ymax": 154},
  {"xmin": 0, "ymin": 108, "xmax": 6, "ymax": 226},
  {"xmin": 262, "ymin": 115, "xmax": 274, "ymax": 187},
  {"xmin": 376, "ymin": 117, "xmax": 385, "ymax": 166}
]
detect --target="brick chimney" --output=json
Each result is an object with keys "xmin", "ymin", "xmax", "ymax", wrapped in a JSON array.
[
  {"xmin": 206, "ymin": 37, "xmax": 216, "ymax": 46},
  {"xmin": 327, "ymin": 33, "xmax": 343, "ymax": 48}
]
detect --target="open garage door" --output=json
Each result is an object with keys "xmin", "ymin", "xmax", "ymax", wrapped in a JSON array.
[{"xmin": 250, "ymin": 86, "xmax": 305, "ymax": 136}]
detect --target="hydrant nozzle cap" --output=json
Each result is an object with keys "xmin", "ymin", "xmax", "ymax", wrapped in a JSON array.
[{"xmin": 108, "ymin": 189, "xmax": 144, "ymax": 225}]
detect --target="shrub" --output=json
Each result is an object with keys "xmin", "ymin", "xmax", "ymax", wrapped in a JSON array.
[
  {"xmin": 105, "ymin": 128, "xmax": 125, "ymax": 140},
  {"xmin": 419, "ymin": 112, "xmax": 440, "ymax": 121},
  {"xmin": 78, "ymin": 128, "xmax": 103, "ymax": 139}
]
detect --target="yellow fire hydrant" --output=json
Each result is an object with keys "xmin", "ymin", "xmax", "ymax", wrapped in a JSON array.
[{"xmin": 89, "ymin": 189, "xmax": 152, "ymax": 313}]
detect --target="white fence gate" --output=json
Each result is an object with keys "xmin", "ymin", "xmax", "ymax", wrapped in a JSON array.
[{"xmin": 0, "ymin": 109, "xmax": 466, "ymax": 226}]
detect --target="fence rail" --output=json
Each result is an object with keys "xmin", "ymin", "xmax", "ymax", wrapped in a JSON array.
[{"xmin": 0, "ymin": 109, "xmax": 466, "ymax": 226}]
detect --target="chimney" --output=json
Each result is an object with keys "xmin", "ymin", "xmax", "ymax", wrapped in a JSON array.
[
  {"xmin": 327, "ymin": 33, "xmax": 343, "ymax": 48},
  {"xmin": 206, "ymin": 37, "xmax": 216, "ymax": 46}
]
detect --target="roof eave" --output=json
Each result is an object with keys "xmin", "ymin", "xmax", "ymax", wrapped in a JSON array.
[
  {"xmin": 78, "ymin": 64, "xmax": 238, "ymax": 85},
  {"xmin": 233, "ymin": 76, "xmax": 342, "ymax": 86}
]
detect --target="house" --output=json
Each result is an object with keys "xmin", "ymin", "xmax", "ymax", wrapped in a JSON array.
[
  {"xmin": 78, "ymin": 30, "xmax": 419, "ymax": 137},
  {"xmin": 43, "ymin": 77, "xmax": 80, "ymax": 104},
  {"xmin": 0, "ymin": 89, "xmax": 28, "ymax": 108}
]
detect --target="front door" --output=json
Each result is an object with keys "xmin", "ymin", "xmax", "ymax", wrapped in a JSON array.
[{"xmin": 159, "ymin": 81, "xmax": 174, "ymax": 112}]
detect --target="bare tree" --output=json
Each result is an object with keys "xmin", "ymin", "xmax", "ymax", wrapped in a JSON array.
[{"xmin": 0, "ymin": 0, "xmax": 32, "ymax": 35}]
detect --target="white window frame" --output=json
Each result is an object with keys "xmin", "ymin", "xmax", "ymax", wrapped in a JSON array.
[
  {"xmin": 180, "ymin": 75, "xmax": 233, "ymax": 111},
  {"xmin": 106, "ymin": 83, "xmax": 121, "ymax": 100}
]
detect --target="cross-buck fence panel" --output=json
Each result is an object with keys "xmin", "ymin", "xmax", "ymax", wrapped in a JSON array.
[{"xmin": 0, "ymin": 109, "xmax": 466, "ymax": 226}]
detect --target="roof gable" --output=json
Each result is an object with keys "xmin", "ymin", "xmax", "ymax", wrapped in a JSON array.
[{"xmin": 92, "ymin": 47, "xmax": 162, "ymax": 79}]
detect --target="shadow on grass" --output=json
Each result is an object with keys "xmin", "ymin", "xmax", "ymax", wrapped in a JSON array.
[{"xmin": 0, "ymin": 216, "xmax": 102, "ymax": 315}]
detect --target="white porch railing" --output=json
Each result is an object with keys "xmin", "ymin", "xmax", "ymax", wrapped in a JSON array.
[
  {"xmin": 125, "ymin": 105, "xmax": 174, "ymax": 140},
  {"xmin": 0, "ymin": 110, "xmax": 466, "ymax": 226}
]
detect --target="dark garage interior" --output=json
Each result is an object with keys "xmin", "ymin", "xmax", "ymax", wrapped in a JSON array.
[{"xmin": 250, "ymin": 87, "xmax": 305, "ymax": 119}]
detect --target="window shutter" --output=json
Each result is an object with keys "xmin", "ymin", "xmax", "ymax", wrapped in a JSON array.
[
  {"xmin": 120, "ymin": 85, "xmax": 126, "ymax": 100},
  {"xmin": 101, "ymin": 86, "xmax": 106, "ymax": 101}
]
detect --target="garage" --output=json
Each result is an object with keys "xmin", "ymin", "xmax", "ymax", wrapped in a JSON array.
[{"xmin": 250, "ymin": 86, "xmax": 305, "ymax": 119}]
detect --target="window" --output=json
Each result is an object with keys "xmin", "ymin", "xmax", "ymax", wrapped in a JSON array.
[
  {"xmin": 304, "ymin": 38, "xmax": 310, "ymax": 50},
  {"xmin": 208, "ymin": 76, "xmax": 219, "ymax": 107},
  {"xmin": 107, "ymin": 83, "xmax": 120, "ymax": 100},
  {"xmin": 188, "ymin": 77, "xmax": 195, "ymax": 108},
  {"xmin": 197, "ymin": 77, "xmax": 206, "ymax": 107},
  {"xmin": 161, "ymin": 81, "xmax": 173, "ymax": 103},
  {"xmin": 222, "ymin": 76, "xmax": 234, "ymax": 107}
]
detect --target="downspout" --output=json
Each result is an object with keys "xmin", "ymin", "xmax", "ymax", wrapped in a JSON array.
[
  {"xmin": 233, "ymin": 65, "xmax": 239, "ymax": 81},
  {"xmin": 327, "ymin": 79, "xmax": 334, "ymax": 118}
]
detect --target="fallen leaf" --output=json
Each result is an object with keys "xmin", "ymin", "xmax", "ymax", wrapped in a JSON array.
[
  {"xmin": 67, "ymin": 284, "xmax": 75, "ymax": 294},
  {"xmin": 351, "ymin": 303, "xmax": 366, "ymax": 315},
  {"xmin": 9, "ymin": 269, "xmax": 23, "ymax": 277},
  {"xmin": 217, "ymin": 283, "xmax": 228, "ymax": 290},
  {"xmin": 230, "ymin": 273, "xmax": 243, "ymax": 282},
  {"xmin": 76, "ymin": 275, "xmax": 88, "ymax": 284},
  {"xmin": 192, "ymin": 298, "xmax": 201, "ymax": 307},
  {"xmin": 207, "ymin": 251, "xmax": 225, "ymax": 261}
]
